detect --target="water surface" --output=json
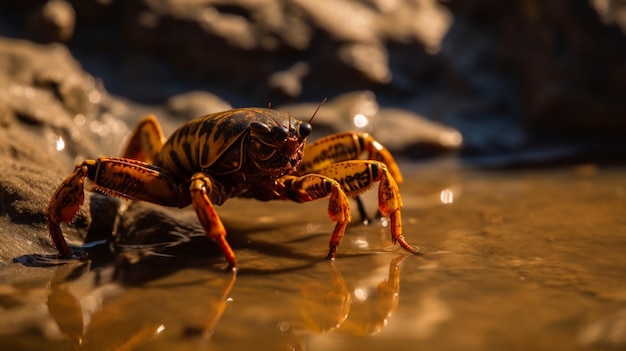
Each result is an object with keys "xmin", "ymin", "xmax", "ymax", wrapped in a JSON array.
[{"xmin": 1, "ymin": 162, "xmax": 624, "ymax": 350}]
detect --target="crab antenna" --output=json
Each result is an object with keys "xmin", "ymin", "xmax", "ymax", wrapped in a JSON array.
[
  {"xmin": 308, "ymin": 98, "xmax": 327, "ymax": 124},
  {"xmin": 265, "ymin": 102, "xmax": 282, "ymax": 126}
]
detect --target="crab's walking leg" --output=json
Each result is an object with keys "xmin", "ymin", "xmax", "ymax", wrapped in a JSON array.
[
  {"xmin": 316, "ymin": 160, "xmax": 417, "ymax": 254},
  {"xmin": 298, "ymin": 132, "xmax": 403, "ymax": 184},
  {"xmin": 189, "ymin": 173, "xmax": 237, "ymax": 270},
  {"xmin": 46, "ymin": 157, "xmax": 188, "ymax": 257},
  {"xmin": 279, "ymin": 174, "xmax": 352, "ymax": 260},
  {"xmin": 298, "ymin": 132, "xmax": 403, "ymax": 223},
  {"xmin": 121, "ymin": 115, "xmax": 166, "ymax": 163}
]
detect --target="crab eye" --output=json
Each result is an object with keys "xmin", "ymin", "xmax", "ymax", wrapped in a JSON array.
[
  {"xmin": 298, "ymin": 123, "xmax": 312, "ymax": 138},
  {"xmin": 251, "ymin": 138, "xmax": 277, "ymax": 161},
  {"xmin": 250, "ymin": 121, "xmax": 271, "ymax": 133},
  {"xmin": 271, "ymin": 125, "xmax": 289, "ymax": 141}
]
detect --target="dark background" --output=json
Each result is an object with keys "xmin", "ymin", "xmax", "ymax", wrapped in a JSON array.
[{"xmin": 1, "ymin": 0, "xmax": 625, "ymax": 166}]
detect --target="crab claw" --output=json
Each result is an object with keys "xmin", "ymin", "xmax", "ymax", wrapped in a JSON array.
[{"xmin": 46, "ymin": 162, "xmax": 89, "ymax": 257}]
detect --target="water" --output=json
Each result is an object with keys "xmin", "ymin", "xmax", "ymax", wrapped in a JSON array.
[{"xmin": 1, "ymin": 161, "xmax": 625, "ymax": 350}]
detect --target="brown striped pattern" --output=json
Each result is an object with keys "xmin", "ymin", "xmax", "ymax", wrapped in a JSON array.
[{"xmin": 155, "ymin": 108, "xmax": 288, "ymax": 180}]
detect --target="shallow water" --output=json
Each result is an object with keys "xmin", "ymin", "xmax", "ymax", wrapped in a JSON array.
[{"xmin": 1, "ymin": 161, "xmax": 625, "ymax": 351}]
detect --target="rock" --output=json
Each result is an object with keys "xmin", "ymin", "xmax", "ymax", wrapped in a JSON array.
[
  {"xmin": 374, "ymin": 107, "xmax": 462, "ymax": 157},
  {"xmin": 0, "ymin": 37, "xmax": 122, "ymax": 263},
  {"xmin": 439, "ymin": 0, "xmax": 626, "ymax": 165},
  {"xmin": 120, "ymin": 0, "xmax": 449, "ymax": 98},
  {"xmin": 122, "ymin": 0, "xmax": 297, "ymax": 88},
  {"xmin": 0, "ymin": 37, "xmax": 105, "ymax": 165},
  {"xmin": 268, "ymin": 61, "xmax": 310, "ymax": 100},
  {"xmin": 26, "ymin": 0, "xmax": 76, "ymax": 44},
  {"xmin": 280, "ymin": 90, "xmax": 462, "ymax": 157},
  {"xmin": 166, "ymin": 91, "xmax": 232, "ymax": 121},
  {"xmin": 1, "ymin": 0, "xmax": 452, "ymax": 100}
]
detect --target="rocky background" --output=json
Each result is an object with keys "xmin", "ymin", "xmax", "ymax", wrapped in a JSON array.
[{"xmin": 0, "ymin": 0, "xmax": 625, "ymax": 263}]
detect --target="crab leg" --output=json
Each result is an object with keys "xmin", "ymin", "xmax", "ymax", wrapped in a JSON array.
[
  {"xmin": 313, "ymin": 160, "xmax": 416, "ymax": 255},
  {"xmin": 279, "ymin": 174, "xmax": 352, "ymax": 260},
  {"xmin": 47, "ymin": 164, "xmax": 88, "ymax": 257},
  {"xmin": 298, "ymin": 132, "xmax": 403, "ymax": 223},
  {"xmin": 46, "ymin": 157, "xmax": 188, "ymax": 257},
  {"xmin": 189, "ymin": 173, "xmax": 236, "ymax": 270},
  {"xmin": 121, "ymin": 115, "xmax": 166, "ymax": 163},
  {"xmin": 298, "ymin": 132, "xmax": 403, "ymax": 184}
]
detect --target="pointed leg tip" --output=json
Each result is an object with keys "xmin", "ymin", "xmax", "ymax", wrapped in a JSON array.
[
  {"xmin": 48, "ymin": 222, "xmax": 73, "ymax": 258},
  {"xmin": 394, "ymin": 236, "xmax": 424, "ymax": 255},
  {"xmin": 413, "ymin": 247, "xmax": 425, "ymax": 255},
  {"xmin": 406, "ymin": 245, "xmax": 425, "ymax": 255},
  {"xmin": 224, "ymin": 262, "xmax": 237, "ymax": 273},
  {"xmin": 325, "ymin": 247, "xmax": 337, "ymax": 261}
]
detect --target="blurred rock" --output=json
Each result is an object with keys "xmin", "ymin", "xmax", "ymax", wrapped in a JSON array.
[
  {"xmin": 440, "ymin": 0, "xmax": 626, "ymax": 165},
  {"xmin": 26, "ymin": 0, "xmax": 76, "ymax": 43},
  {"xmin": 510, "ymin": 0, "xmax": 626, "ymax": 136},
  {"xmin": 122, "ymin": 0, "xmax": 304, "ymax": 90},
  {"xmin": 0, "ymin": 37, "xmax": 123, "ymax": 263},
  {"xmin": 120, "ymin": 0, "xmax": 449, "ymax": 98},
  {"xmin": 268, "ymin": 61, "xmax": 310, "ymax": 100},
  {"xmin": 0, "ymin": 37, "xmax": 104, "ymax": 163},
  {"xmin": 166, "ymin": 91, "xmax": 232, "ymax": 121},
  {"xmin": 591, "ymin": 0, "xmax": 626, "ymax": 33},
  {"xmin": 1, "ymin": 0, "xmax": 451, "ymax": 102},
  {"xmin": 280, "ymin": 90, "xmax": 462, "ymax": 158}
]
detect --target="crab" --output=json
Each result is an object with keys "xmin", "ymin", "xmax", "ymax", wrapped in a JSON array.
[{"xmin": 46, "ymin": 106, "xmax": 418, "ymax": 269}]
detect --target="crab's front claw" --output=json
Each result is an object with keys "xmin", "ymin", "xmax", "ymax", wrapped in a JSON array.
[
  {"xmin": 46, "ymin": 162, "xmax": 91, "ymax": 257},
  {"xmin": 46, "ymin": 157, "xmax": 187, "ymax": 259}
]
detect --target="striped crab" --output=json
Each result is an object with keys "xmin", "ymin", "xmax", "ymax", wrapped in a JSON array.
[{"xmin": 46, "ymin": 106, "xmax": 417, "ymax": 269}]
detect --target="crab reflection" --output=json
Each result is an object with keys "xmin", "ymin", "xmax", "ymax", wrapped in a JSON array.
[
  {"xmin": 298, "ymin": 254, "xmax": 406, "ymax": 335},
  {"xmin": 45, "ymin": 256, "xmax": 236, "ymax": 350},
  {"xmin": 44, "ymin": 248, "xmax": 408, "ymax": 348}
]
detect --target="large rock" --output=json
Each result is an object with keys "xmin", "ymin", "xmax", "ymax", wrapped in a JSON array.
[
  {"xmin": 0, "ymin": 37, "xmax": 119, "ymax": 263},
  {"xmin": 439, "ymin": 0, "xmax": 626, "ymax": 165},
  {"xmin": 120, "ymin": 0, "xmax": 450, "ymax": 98}
]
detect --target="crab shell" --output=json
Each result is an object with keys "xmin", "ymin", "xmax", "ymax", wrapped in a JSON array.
[{"xmin": 156, "ymin": 108, "xmax": 312, "ymax": 181}]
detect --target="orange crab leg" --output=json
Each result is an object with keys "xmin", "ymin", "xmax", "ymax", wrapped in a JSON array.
[
  {"xmin": 298, "ymin": 132, "xmax": 403, "ymax": 184},
  {"xmin": 279, "ymin": 174, "xmax": 352, "ymax": 259},
  {"xmin": 46, "ymin": 158, "xmax": 189, "ymax": 257},
  {"xmin": 47, "ymin": 163, "xmax": 90, "ymax": 257},
  {"xmin": 298, "ymin": 132, "xmax": 404, "ymax": 223},
  {"xmin": 189, "ymin": 173, "xmax": 236, "ymax": 270},
  {"xmin": 313, "ymin": 160, "xmax": 417, "ymax": 254},
  {"xmin": 121, "ymin": 115, "xmax": 166, "ymax": 163}
]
